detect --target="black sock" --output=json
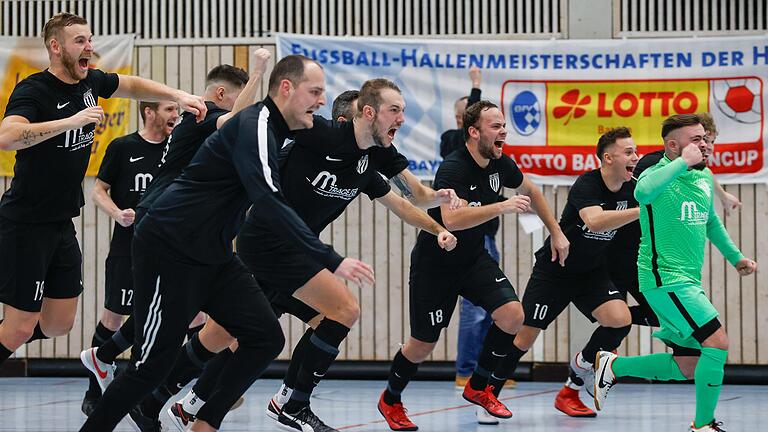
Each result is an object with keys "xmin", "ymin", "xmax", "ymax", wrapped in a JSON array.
[
  {"xmin": 86, "ymin": 323, "xmax": 116, "ymax": 397},
  {"xmin": 283, "ymin": 319, "xmax": 349, "ymax": 414},
  {"xmin": 140, "ymin": 387, "xmax": 170, "ymax": 420},
  {"xmin": 490, "ymin": 343, "xmax": 527, "ymax": 397},
  {"xmin": 384, "ymin": 350, "xmax": 419, "ymax": 405},
  {"xmin": 581, "ymin": 325, "xmax": 632, "ymax": 364},
  {"xmin": 193, "ymin": 348, "xmax": 234, "ymax": 400},
  {"xmin": 630, "ymin": 305, "xmax": 660, "ymax": 327},
  {"xmin": 469, "ymin": 324, "xmax": 516, "ymax": 391},
  {"xmin": 186, "ymin": 323, "xmax": 205, "ymax": 341},
  {"xmin": 0, "ymin": 340, "xmax": 13, "ymax": 365},
  {"xmin": 146, "ymin": 331, "xmax": 217, "ymax": 417},
  {"xmin": 284, "ymin": 329, "xmax": 314, "ymax": 389},
  {"xmin": 97, "ymin": 316, "xmax": 134, "ymax": 364},
  {"xmin": 26, "ymin": 323, "xmax": 47, "ymax": 343}
]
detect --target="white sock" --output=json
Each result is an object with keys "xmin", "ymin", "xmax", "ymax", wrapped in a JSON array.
[
  {"xmin": 576, "ymin": 352, "xmax": 593, "ymax": 370},
  {"xmin": 275, "ymin": 383, "xmax": 293, "ymax": 405},
  {"xmin": 181, "ymin": 390, "xmax": 205, "ymax": 416},
  {"xmin": 565, "ymin": 377, "xmax": 582, "ymax": 390}
]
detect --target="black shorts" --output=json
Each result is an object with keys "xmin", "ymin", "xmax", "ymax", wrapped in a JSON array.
[
  {"xmin": 522, "ymin": 267, "xmax": 625, "ymax": 329},
  {"xmin": 104, "ymin": 255, "xmax": 133, "ymax": 315},
  {"xmin": 237, "ymin": 230, "xmax": 322, "ymax": 323},
  {"xmin": 409, "ymin": 252, "xmax": 519, "ymax": 343},
  {"xmin": 0, "ymin": 217, "xmax": 83, "ymax": 312}
]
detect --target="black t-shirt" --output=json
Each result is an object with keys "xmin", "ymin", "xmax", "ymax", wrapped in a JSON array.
[
  {"xmin": 136, "ymin": 97, "xmax": 343, "ymax": 269},
  {"xmin": 97, "ymin": 132, "xmax": 166, "ymax": 256},
  {"xmin": 244, "ymin": 117, "xmax": 407, "ymax": 235},
  {"xmin": 137, "ymin": 101, "xmax": 228, "ymax": 212},
  {"xmin": 413, "ymin": 146, "xmax": 524, "ymax": 266},
  {"xmin": 536, "ymin": 169, "xmax": 637, "ymax": 275},
  {"xmin": 0, "ymin": 69, "xmax": 119, "ymax": 222},
  {"xmin": 608, "ymin": 149, "xmax": 665, "ymax": 262}
]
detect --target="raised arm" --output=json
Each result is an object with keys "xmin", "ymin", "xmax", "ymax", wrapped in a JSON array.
[
  {"xmin": 113, "ymin": 75, "xmax": 207, "ymax": 122},
  {"xmin": 216, "ymin": 49, "xmax": 271, "ymax": 128}
]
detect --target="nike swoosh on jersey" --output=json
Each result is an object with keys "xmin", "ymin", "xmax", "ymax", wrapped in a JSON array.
[
  {"xmin": 57, "ymin": 102, "xmax": 70, "ymax": 109},
  {"xmin": 495, "ymin": 277, "xmax": 506, "ymax": 282},
  {"xmin": 325, "ymin": 156, "xmax": 343, "ymax": 162},
  {"xmin": 608, "ymin": 290, "xmax": 620, "ymax": 295},
  {"xmin": 470, "ymin": 185, "xmax": 477, "ymax": 190},
  {"xmin": 129, "ymin": 156, "xmax": 145, "ymax": 162}
]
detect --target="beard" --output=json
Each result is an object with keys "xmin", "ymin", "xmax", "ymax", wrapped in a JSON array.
[
  {"xmin": 369, "ymin": 122, "xmax": 387, "ymax": 148},
  {"xmin": 61, "ymin": 50, "xmax": 85, "ymax": 81},
  {"xmin": 692, "ymin": 161, "xmax": 707, "ymax": 170},
  {"xmin": 478, "ymin": 141, "xmax": 498, "ymax": 159}
]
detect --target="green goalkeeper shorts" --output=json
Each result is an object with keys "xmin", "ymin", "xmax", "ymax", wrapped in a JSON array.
[{"xmin": 644, "ymin": 283, "xmax": 720, "ymax": 350}]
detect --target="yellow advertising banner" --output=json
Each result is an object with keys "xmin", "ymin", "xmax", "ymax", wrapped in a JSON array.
[
  {"xmin": 0, "ymin": 35, "xmax": 134, "ymax": 176},
  {"xmin": 545, "ymin": 80, "xmax": 710, "ymax": 147}
]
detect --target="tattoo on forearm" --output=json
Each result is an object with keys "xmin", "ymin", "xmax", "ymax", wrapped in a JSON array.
[
  {"xmin": 20, "ymin": 129, "xmax": 35, "ymax": 148},
  {"xmin": 18, "ymin": 129, "xmax": 52, "ymax": 148},
  {"xmin": 391, "ymin": 173, "xmax": 415, "ymax": 200}
]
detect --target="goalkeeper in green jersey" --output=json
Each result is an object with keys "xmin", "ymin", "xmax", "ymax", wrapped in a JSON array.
[{"xmin": 593, "ymin": 114, "xmax": 757, "ymax": 432}]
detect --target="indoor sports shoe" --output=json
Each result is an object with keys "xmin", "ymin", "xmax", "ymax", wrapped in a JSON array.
[
  {"xmin": 166, "ymin": 402, "xmax": 196, "ymax": 431},
  {"xmin": 554, "ymin": 386, "xmax": 596, "ymax": 417},
  {"xmin": 80, "ymin": 347, "xmax": 116, "ymax": 392},
  {"xmin": 593, "ymin": 350, "xmax": 617, "ymax": 411},
  {"xmin": 475, "ymin": 406, "xmax": 500, "ymax": 425},
  {"xmin": 278, "ymin": 404, "xmax": 338, "ymax": 432},
  {"xmin": 266, "ymin": 395, "xmax": 283, "ymax": 421},
  {"xmin": 462, "ymin": 382, "xmax": 512, "ymax": 419},
  {"xmin": 690, "ymin": 420, "xmax": 726, "ymax": 431},
  {"xmin": 378, "ymin": 391, "xmax": 418, "ymax": 431}
]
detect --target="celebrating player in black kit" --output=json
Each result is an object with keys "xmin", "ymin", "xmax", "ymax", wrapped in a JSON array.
[
  {"xmin": 378, "ymin": 101, "xmax": 570, "ymax": 431},
  {"xmin": 165, "ymin": 78, "xmax": 459, "ymax": 432},
  {"xmin": 80, "ymin": 55, "xmax": 372, "ymax": 432},
  {"xmin": 79, "ymin": 57, "xmax": 271, "ymax": 417},
  {"xmin": 80, "ymin": 99, "xmax": 179, "ymax": 414},
  {"xmin": 491, "ymin": 127, "xmax": 640, "ymax": 420},
  {"xmin": 80, "ymin": 55, "xmax": 269, "ymax": 429},
  {"xmin": 0, "ymin": 12, "xmax": 206, "ymax": 368}
]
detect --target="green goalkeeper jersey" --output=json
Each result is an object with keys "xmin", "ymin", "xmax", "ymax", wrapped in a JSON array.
[{"xmin": 635, "ymin": 155, "xmax": 744, "ymax": 291}]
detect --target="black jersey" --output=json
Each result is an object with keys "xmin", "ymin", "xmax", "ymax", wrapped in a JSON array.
[
  {"xmin": 413, "ymin": 146, "xmax": 524, "ymax": 266},
  {"xmin": 244, "ymin": 118, "xmax": 407, "ymax": 235},
  {"xmin": 97, "ymin": 132, "xmax": 166, "ymax": 256},
  {"xmin": 0, "ymin": 69, "xmax": 119, "ymax": 223},
  {"xmin": 137, "ymin": 101, "xmax": 228, "ymax": 212},
  {"xmin": 536, "ymin": 169, "xmax": 637, "ymax": 275},
  {"xmin": 608, "ymin": 150, "xmax": 665, "ymax": 258},
  {"xmin": 135, "ymin": 97, "xmax": 343, "ymax": 269}
]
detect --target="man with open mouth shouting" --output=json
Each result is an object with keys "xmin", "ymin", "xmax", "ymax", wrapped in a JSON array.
[
  {"xmin": 0, "ymin": 12, "xmax": 206, "ymax": 371},
  {"xmin": 378, "ymin": 100, "xmax": 568, "ymax": 431},
  {"xmin": 490, "ymin": 127, "xmax": 640, "ymax": 422}
]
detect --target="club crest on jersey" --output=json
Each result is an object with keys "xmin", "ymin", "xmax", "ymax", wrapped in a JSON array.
[
  {"xmin": 489, "ymin": 173, "xmax": 500, "ymax": 192},
  {"xmin": 83, "ymin": 89, "xmax": 97, "ymax": 108},
  {"xmin": 357, "ymin": 154, "xmax": 369, "ymax": 174}
]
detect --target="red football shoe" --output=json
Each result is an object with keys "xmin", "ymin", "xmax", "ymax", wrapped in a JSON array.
[
  {"xmin": 462, "ymin": 382, "xmax": 513, "ymax": 419},
  {"xmin": 554, "ymin": 386, "xmax": 597, "ymax": 417},
  {"xmin": 378, "ymin": 391, "xmax": 418, "ymax": 431}
]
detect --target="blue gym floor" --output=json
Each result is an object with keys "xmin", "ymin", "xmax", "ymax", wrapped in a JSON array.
[{"xmin": 0, "ymin": 378, "xmax": 765, "ymax": 431}]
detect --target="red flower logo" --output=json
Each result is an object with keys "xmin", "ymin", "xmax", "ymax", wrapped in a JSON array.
[{"xmin": 553, "ymin": 90, "xmax": 591, "ymax": 125}]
